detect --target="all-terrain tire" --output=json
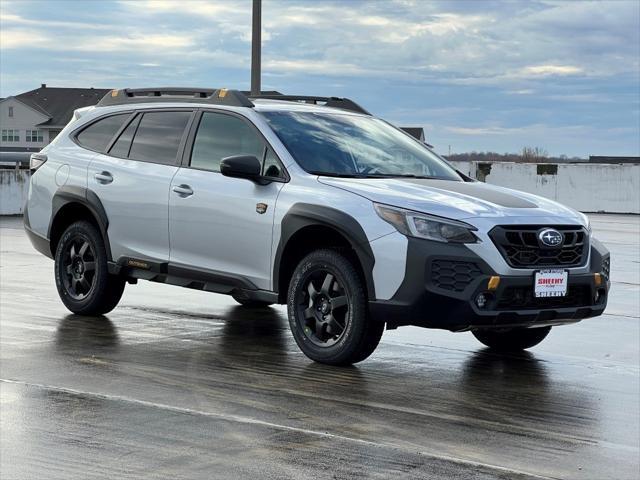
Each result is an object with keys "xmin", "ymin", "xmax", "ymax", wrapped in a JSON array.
[
  {"xmin": 287, "ymin": 249, "xmax": 384, "ymax": 365},
  {"xmin": 54, "ymin": 220, "xmax": 125, "ymax": 315}
]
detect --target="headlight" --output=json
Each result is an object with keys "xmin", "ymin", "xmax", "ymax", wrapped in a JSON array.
[
  {"xmin": 374, "ymin": 203, "xmax": 478, "ymax": 243},
  {"xmin": 578, "ymin": 212, "xmax": 591, "ymax": 233}
]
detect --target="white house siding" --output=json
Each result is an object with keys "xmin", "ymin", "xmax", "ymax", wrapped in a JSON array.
[{"xmin": 0, "ymin": 98, "xmax": 50, "ymax": 151}]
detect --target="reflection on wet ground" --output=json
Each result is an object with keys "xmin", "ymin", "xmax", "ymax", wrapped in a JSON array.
[{"xmin": 1, "ymin": 215, "xmax": 639, "ymax": 479}]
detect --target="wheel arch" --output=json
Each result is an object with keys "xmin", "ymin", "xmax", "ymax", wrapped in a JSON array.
[
  {"xmin": 273, "ymin": 204, "xmax": 376, "ymax": 303},
  {"xmin": 49, "ymin": 186, "xmax": 112, "ymax": 260}
]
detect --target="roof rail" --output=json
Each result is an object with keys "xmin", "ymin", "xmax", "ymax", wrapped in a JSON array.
[
  {"xmin": 96, "ymin": 88, "xmax": 371, "ymax": 115},
  {"xmin": 248, "ymin": 94, "xmax": 371, "ymax": 115},
  {"xmin": 96, "ymin": 87, "xmax": 254, "ymax": 108}
]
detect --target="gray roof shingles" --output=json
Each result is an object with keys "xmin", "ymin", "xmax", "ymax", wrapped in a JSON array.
[{"xmin": 14, "ymin": 86, "xmax": 111, "ymax": 127}]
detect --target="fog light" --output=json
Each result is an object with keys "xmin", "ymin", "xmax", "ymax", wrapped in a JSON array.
[
  {"xmin": 595, "ymin": 288, "xmax": 605, "ymax": 303},
  {"xmin": 476, "ymin": 293, "xmax": 488, "ymax": 309}
]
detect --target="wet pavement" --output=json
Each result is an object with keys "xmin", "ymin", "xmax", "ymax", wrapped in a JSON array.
[{"xmin": 1, "ymin": 214, "xmax": 638, "ymax": 480}]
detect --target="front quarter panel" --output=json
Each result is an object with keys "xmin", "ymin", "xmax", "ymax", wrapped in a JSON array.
[{"xmin": 272, "ymin": 175, "xmax": 401, "ymax": 297}]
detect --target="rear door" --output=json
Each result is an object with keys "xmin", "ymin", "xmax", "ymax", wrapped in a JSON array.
[
  {"xmin": 87, "ymin": 109, "xmax": 194, "ymax": 263},
  {"xmin": 168, "ymin": 110, "xmax": 287, "ymax": 290}
]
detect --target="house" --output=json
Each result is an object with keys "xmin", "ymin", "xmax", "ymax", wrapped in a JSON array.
[
  {"xmin": 0, "ymin": 84, "xmax": 110, "ymax": 152},
  {"xmin": 400, "ymin": 127, "xmax": 425, "ymax": 142}
]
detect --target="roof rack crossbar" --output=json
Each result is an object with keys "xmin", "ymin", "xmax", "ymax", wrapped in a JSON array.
[
  {"xmin": 96, "ymin": 87, "xmax": 254, "ymax": 108},
  {"xmin": 249, "ymin": 94, "xmax": 371, "ymax": 115}
]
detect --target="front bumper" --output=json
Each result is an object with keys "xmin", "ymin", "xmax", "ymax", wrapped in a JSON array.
[{"xmin": 369, "ymin": 237, "xmax": 610, "ymax": 331}]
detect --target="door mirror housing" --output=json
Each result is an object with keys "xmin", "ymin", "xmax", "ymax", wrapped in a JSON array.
[{"xmin": 220, "ymin": 155, "xmax": 269, "ymax": 184}]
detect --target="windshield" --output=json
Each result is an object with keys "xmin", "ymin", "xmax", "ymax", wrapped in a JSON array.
[{"xmin": 261, "ymin": 111, "xmax": 460, "ymax": 180}]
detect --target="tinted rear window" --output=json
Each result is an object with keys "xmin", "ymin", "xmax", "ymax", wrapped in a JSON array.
[
  {"xmin": 129, "ymin": 111, "xmax": 191, "ymax": 165},
  {"xmin": 77, "ymin": 114, "xmax": 129, "ymax": 152}
]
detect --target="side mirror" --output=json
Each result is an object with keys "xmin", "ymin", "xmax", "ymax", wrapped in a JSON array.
[{"xmin": 220, "ymin": 155, "xmax": 268, "ymax": 184}]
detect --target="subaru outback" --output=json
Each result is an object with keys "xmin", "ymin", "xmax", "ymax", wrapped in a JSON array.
[{"xmin": 24, "ymin": 88, "xmax": 610, "ymax": 365}]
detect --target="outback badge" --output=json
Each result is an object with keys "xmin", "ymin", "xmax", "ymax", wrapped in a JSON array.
[{"xmin": 256, "ymin": 203, "xmax": 268, "ymax": 214}]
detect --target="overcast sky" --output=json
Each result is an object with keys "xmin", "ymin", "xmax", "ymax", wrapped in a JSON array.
[{"xmin": 1, "ymin": 0, "xmax": 638, "ymax": 157}]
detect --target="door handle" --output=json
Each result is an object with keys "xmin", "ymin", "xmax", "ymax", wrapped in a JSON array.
[
  {"xmin": 172, "ymin": 184, "xmax": 193, "ymax": 197},
  {"xmin": 94, "ymin": 171, "xmax": 113, "ymax": 184}
]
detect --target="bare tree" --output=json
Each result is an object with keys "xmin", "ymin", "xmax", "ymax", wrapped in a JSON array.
[{"xmin": 521, "ymin": 146, "xmax": 549, "ymax": 163}]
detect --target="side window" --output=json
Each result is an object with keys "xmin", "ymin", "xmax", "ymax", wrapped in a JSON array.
[
  {"xmin": 263, "ymin": 148, "xmax": 285, "ymax": 179},
  {"xmin": 109, "ymin": 114, "xmax": 141, "ymax": 158},
  {"xmin": 76, "ymin": 114, "xmax": 129, "ymax": 152},
  {"xmin": 129, "ymin": 111, "xmax": 191, "ymax": 165},
  {"xmin": 191, "ymin": 112, "xmax": 265, "ymax": 172}
]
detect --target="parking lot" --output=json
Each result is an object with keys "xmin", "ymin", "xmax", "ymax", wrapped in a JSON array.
[{"xmin": 0, "ymin": 214, "xmax": 638, "ymax": 479}]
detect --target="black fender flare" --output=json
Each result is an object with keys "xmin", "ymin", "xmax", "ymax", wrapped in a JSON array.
[
  {"xmin": 49, "ymin": 186, "xmax": 112, "ymax": 260},
  {"xmin": 273, "ymin": 203, "xmax": 376, "ymax": 299}
]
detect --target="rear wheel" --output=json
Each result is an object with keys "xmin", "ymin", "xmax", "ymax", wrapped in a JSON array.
[
  {"xmin": 287, "ymin": 249, "xmax": 384, "ymax": 365},
  {"xmin": 54, "ymin": 220, "xmax": 125, "ymax": 315},
  {"xmin": 472, "ymin": 326, "xmax": 551, "ymax": 351}
]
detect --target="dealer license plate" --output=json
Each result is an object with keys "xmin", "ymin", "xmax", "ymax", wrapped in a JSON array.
[{"xmin": 534, "ymin": 269, "xmax": 568, "ymax": 298}]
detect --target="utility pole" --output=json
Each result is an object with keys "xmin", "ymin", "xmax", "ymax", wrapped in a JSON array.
[{"xmin": 251, "ymin": 0, "xmax": 262, "ymax": 95}]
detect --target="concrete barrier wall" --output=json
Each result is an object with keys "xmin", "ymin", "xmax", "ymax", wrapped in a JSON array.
[
  {"xmin": 0, "ymin": 169, "xmax": 29, "ymax": 215},
  {"xmin": 449, "ymin": 161, "xmax": 640, "ymax": 214}
]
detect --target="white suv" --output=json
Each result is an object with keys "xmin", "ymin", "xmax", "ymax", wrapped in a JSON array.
[{"xmin": 24, "ymin": 88, "xmax": 610, "ymax": 365}]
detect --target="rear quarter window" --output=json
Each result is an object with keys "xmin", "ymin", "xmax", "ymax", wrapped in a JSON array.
[{"xmin": 76, "ymin": 114, "xmax": 130, "ymax": 152}]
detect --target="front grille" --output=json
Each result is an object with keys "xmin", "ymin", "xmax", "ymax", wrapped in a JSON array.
[
  {"xmin": 431, "ymin": 260, "xmax": 482, "ymax": 292},
  {"xmin": 496, "ymin": 285, "xmax": 592, "ymax": 310},
  {"xmin": 489, "ymin": 225, "xmax": 589, "ymax": 268}
]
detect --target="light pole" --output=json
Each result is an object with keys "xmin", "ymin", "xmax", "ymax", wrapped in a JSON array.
[{"xmin": 251, "ymin": 0, "xmax": 262, "ymax": 95}]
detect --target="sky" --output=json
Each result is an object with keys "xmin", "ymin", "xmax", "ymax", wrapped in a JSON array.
[{"xmin": 0, "ymin": 0, "xmax": 639, "ymax": 157}]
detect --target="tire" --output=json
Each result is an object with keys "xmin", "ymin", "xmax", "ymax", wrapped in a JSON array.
[
  {"xmin": 232, "ymin": 295, "xmax": 273, "ymax": 308},
  {"xmin": 287, "ymin": 249, "xmax": 384, "ymax": 365},
  {"xmin": 472, "ymin": 326, "xmax": 551, "ymax": 351},
  {"xmin": 54, "ymin": 220, "xmax": 125, "ymax": 315}
]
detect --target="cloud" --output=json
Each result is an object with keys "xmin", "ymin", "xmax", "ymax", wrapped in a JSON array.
[
  {"xmin": 445, "ymin": 126, "xmax": 524, "ymax": 136},
  {"xmin": 520, "ymin": 65, "xmax": 583, "ymax": 77},
  {"xmin": 0, "ymin": 28, "xmax": 50, "ymax": 48}
]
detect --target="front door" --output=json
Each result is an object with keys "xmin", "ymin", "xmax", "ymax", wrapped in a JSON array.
[{"xmin": 169, "ymin": 111, "xmax": 286, "ymax": 290}]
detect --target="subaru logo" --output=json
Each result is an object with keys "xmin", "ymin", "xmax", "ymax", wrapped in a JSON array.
[{"xmin": 539, "ymin": 228, "xmax": 563, "ymax": 247}]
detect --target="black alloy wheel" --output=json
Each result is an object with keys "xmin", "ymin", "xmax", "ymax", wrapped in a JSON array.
[
  {"xmin": 296, "ymin": 269, "xmax": 350, "ymax": 347},
  {"xmin": 61, "ymin": 235, "xmax": 97, "ymax": 300}
]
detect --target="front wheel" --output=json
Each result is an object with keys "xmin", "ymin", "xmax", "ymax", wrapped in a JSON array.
[
  {"xmin": 54, "ymin": 220, "xmax": 125, "ymax": 315},
  {"xmin": 472, "ymin": 326, "xmax": 551, "ymax": 351},
  {"xmin": 287, "ymin": 249, "xmax": 384, "ymax": 365}
]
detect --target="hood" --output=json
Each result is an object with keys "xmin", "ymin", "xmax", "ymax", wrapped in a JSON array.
[{"xmin": 318, "ymin": 177, "xmax": 585, "ymax": 224}]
